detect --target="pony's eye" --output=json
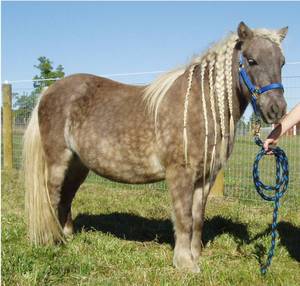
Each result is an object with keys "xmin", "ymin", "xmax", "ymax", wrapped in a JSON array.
[{"xmin": 248, "ymin": 58, "xmax": 257, "ymax": 66}]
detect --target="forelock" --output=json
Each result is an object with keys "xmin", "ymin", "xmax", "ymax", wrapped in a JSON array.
[{"xmin": 253, "ymin": 29, "xmax": 283, "ymax": 51}]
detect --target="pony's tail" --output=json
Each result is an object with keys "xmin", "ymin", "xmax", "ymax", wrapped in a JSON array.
[{"xmin": 23, "ymin": 97, "xmax": 65, "ymax": 245}]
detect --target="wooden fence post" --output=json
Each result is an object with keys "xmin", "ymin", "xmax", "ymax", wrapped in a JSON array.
[
  {"xmin": 2, "ymin": 83, "xmax": 13, "ymax": 170},
  {"xmin": 210, "ymin": 169, "xmax": 224, "ymax": 197}
]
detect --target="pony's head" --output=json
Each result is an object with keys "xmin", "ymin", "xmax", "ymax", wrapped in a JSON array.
[{"xmin": 237, "ymin": 22, "xmax": 288, "ymax": 124}]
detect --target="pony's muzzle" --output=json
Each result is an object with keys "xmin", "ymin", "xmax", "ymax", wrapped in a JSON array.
[
  {"xmin": 259, "ymin": 92, "xmax": 287, "ymax": 124},
  {"xmin": 267, "ymin": 97, "xmax": 287, "ymax": 123}
]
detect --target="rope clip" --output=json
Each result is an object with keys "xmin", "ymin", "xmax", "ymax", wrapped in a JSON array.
[{"xmin": 251, "ymin": 119, "xmax": 261, "ymax": 137}]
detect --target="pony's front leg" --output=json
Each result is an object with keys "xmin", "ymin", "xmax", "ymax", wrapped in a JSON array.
[
  {"xmin": 191, "ymin": 182, "xmax": 210, "ymax": 261},
  {"xmin": 166, "ymin": 165, "xmax": 199, "ymax": 273}
]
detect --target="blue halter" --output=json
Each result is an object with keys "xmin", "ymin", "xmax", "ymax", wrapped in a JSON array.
[{"xmin": 239, "ymin": 54, "xmax": 284, "ymax": 115}]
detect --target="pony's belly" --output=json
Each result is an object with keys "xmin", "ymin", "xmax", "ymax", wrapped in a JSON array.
[
  {"xmin": 89, "ymin": 154, "xmax": 165, "ymax": 184},
  {"xmin": 68, "ymin": 123, "xmax": 164, "ymax": 183},
  {"xmin": 76, "ymin": 140, "xmax": 165, "ymax": 184}
]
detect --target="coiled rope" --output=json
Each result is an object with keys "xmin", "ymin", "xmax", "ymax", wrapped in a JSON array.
[{"xmin": 252, "ymin": 120, "xmax": 289, "ymax": 274}]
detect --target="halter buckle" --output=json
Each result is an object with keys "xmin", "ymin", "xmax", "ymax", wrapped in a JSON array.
[{"xmin": 252, "ymin": 88, "xmax": 261, "ymax": 97}]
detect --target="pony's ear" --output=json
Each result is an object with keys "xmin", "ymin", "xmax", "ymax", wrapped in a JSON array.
[
  {"xmin": 237, "ymin": 22, "xmax": 253, "ymax": 41},
  {"xmin": 277, "ymin": 26, "xmax": 288, "ymax": 41}
]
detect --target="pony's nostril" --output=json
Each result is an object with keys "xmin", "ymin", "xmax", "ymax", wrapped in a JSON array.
[
  {"xmin": 271, "ymin": 103, "xmax": 279, "ymax": 114},
  {"xmin": 267, "ymin": 111, "xmax": 276, "ymax": 120}
]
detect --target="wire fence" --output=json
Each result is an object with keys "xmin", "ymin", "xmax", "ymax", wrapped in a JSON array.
[{"xmin": 3, "ymin": 72, "xmax": 300, "ymax": 208}]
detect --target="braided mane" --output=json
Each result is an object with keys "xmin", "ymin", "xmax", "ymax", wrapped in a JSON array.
[{"xmin": 143, "ymin": 29, "xmax": 282, "ymax": 125}]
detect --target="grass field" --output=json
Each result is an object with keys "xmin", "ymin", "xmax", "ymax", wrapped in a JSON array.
[{"xmin": 2, "ymin": 170, "xmax": 300, "ymax": 286}]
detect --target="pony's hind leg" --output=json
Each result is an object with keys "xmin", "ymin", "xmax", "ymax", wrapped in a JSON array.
[
  {"xmin": 166, "ymin": 165, "xmax": 199, "ymax": 273},
  {"xmin": 47, "ymin": 150, "xmax": 89, "ymax": 237},
  {"xmin": 58, "ymin": 155, "xmax": 89, "ymax": 236},
  {"xmin": 38, "ymin": 148, "xmax": 74, "ymax": 244}
]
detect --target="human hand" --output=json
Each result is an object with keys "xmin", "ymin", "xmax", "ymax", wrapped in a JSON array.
[{"xmin": 263, "ymin": 138, "xmax": 278, "ymax": 154}]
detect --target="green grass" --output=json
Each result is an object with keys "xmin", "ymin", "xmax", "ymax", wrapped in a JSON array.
[{"xmin": 2, "ymin": 171, "xmax": 300, "ymax": 286}]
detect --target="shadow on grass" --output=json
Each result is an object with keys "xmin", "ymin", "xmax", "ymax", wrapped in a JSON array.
[
  {"xmin": 252, "ymin": 221, "xmax": 300, "ymax": 263},
  {"xmin": 202, "ymin": 216, "xmax": 250, "ymax": 247},
  {"xmin": 74, "ymin": 213, "xmax": 250, "ymax": 249},
  {"xmin": 278, "ymin": 222, "xmax": 300, "ymax": 262},
  {"xmin": 75, "ymin": 212, "xmax": 174, "ymax": 246}
]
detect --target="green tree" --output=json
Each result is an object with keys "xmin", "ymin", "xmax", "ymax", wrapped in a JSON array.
[
  {"xmin": 13, "ymin": 92, "xmax": 35, "ymax": 124},
  {"xmin": 13, "ymin": 57, "xmax": 65, "ymax": 124},
  {"xmin": 236, "ymin": 116, "xmax": 248, "ymax": 135},
  {"xmin": 32, "ymin": 56, "xmax": 65, "ymax": 94},
  {"xmin": 237, "ymin": 115, "xmax": 247, "ymax": 129}
]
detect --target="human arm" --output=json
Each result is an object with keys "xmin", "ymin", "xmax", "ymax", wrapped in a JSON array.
[{"xmin": 264, "ymin": 103, "xmax": 300, "ymax": 151}]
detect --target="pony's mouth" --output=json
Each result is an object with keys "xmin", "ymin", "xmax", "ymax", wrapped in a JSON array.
[{"xmin": 259, "ymin": 109, "xmax": 283, "ymax": 124}]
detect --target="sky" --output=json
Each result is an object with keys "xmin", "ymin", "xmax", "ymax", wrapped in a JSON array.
[{"xmin": 2, "ymin": 1, "xmax": 300, "ymax": 115}]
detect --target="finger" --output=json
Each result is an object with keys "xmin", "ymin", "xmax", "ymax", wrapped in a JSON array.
[{"xmin": 263, "ymin": 143, "xmax": 269, "ymax": 151}]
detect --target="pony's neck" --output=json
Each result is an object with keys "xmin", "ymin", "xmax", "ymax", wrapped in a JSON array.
[{"xmin": 231, "ymin": 47, "xmax": 249, "ymax": 124}]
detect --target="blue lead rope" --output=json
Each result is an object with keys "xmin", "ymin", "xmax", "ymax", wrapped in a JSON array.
[
  {"xmin": 238, "ymin": 52, "xmax": 289, "ymax": 274},
  {"xmin": 238, "ymin": 51, "xmax": 289, "ymax": 274},
  {"xmin": 252, "ymin": 135, "xmax": 289, "ymax": 274}
]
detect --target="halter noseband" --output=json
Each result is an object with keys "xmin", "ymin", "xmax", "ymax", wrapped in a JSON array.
[{"xmin": 239, "ymin": 53, "xmax": 284, "ymax": 115}]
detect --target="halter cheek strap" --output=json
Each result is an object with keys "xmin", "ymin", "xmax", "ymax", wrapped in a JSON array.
[{"xmin": 239, "ymin": 54, "xmax": 284, "ymax": 115}]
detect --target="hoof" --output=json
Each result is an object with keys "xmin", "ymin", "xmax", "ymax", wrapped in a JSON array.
[
  {"xmin": 173, "ymin": 253, "xmax": 200, "ymax": 273},
  {"xmin": 63, "ymin": 224, "xmax": 74, "ymax": 236}
]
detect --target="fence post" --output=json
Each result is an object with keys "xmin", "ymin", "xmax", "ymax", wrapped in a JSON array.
[
  {"xmin": 2, "ymin": 83, "xmax": 13, "ymax": 170},
  {"xmin": 210, "ymin": 169, "xmax": 224, "ymax": 197}
]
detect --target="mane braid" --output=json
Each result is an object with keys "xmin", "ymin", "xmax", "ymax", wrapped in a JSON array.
[
  {"xmin": 225, "ymin": 39, "xmax": 237, "ymax": 144},
  {"xmin": 183, "ymin": 65, "xmax": 196, "ymax": 166},
  {"xmin": 215, "ymin": 44, "xmax": 227, "ymax": 163},
  {"xmin": 200, "ymin": 60, "xmax": 208, "ymax": 189},
  {"xmin": 208, "ymin": 54, "xmax": 217, "ymax": 180}
]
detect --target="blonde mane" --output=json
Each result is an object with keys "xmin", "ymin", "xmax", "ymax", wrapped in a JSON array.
[
  {"xmin": 143, "ymin": 29, "xmax": 282, "ymax": 125},
  {"xmin": 143, "ymin": 28, "xmax": 282, "ymax": 166}
]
